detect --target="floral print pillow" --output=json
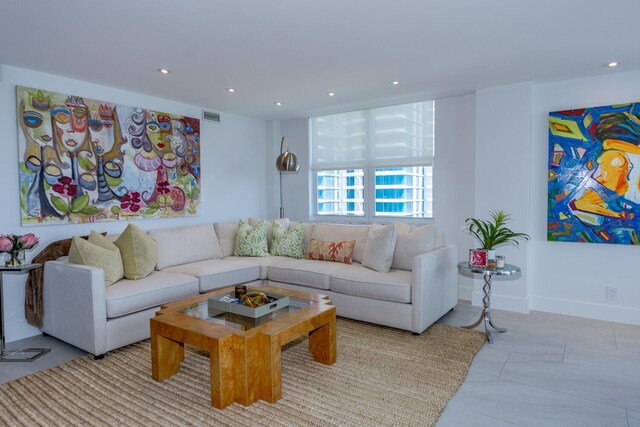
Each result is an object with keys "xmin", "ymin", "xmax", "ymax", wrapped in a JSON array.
[
  {"xmin": 306, "ymin": 238, "xmax": 356, "ymax": 264},
  {"xmin": 270, "ymin": 222, "xmax": 304, "ymax": 259},
  {"xmin": 233, "ymin": 220, "xmax": 268, "ymax": 257}
]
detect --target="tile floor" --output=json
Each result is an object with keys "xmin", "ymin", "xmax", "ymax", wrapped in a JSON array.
[{"xmin": 1, "ymin": 303, "xmax": 638, "ymax": 427}]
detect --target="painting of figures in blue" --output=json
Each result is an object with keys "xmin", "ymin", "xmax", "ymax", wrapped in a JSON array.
[{"xmin": 548, "ymin": 102, "xmax": 640, "ymax": 244}]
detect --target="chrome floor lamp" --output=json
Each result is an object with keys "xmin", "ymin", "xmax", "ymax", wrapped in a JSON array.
[{"xmin": 275, "ymin": 137, "xmax": 299, "ymax": 218}]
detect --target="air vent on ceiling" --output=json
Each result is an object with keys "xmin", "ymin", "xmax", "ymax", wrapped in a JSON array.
[{"xmin": 202, "ymin": 110, "xmax": 220, "ymax": 122}]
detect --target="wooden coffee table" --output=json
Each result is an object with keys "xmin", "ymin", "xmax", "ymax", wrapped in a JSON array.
[{"xmin": 150, "ymin": 285, "xmax": 336, "ymax": 409}]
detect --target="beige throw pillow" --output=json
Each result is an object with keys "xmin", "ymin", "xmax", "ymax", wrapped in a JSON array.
[
  {"xmin": 362, "ymin": 223, "xmax": 397, "ymax": 273},
  {"xmin": 391, "ymin": 222, "xmax": 437, "ymax": 271},
  {"xmin": 69, "ymin": 235, "xmax": 124, "ymax": 286},
  {"xmin": 114, "ymin": 224, "xmax": 157, "ymax": 280}
]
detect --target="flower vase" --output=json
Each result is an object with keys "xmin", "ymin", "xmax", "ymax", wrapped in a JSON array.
[{"xmin": 5, "ymin": 249, "xmax": 25, "ymax": 267}]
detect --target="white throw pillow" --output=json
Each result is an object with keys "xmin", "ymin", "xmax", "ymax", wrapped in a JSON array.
[
  {"xmin": 391, "ymin": 222, "xmax": 437, "ymax": 271},
  {"xmin": 249, "ymin": 217, "xmax": 290, "ymax": 249},
  {"xmin": 362, "ymin": 223, "xmax": 397, "ymax": 273},
  {"xmin": 150, "ymin": 224, "xmax": 223, "ymax": 270}
]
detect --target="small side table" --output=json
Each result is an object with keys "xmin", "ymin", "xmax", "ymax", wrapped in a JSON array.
[
  {"xmin": 1, "ymin": 263, "xmax": 51, "ymax": 362},
  {"xmin": 457, "ymin": 261, "xmax": 521, "ymax": 343}
]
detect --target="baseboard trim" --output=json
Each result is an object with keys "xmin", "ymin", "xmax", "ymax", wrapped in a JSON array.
[
  {"xmin": 6, "ymin": 320, "xmax": 41, "ymax": 343},
  {"xmin": 472, "ymin": 291, "xmax": 530, "ymax": 313},
  {"xmin": 530, "ymin": 295, "xmax": 640, "ymax": 326}
]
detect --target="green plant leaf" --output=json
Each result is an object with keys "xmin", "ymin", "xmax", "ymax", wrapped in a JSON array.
[
  {"xmin": 80, "ymin": 206, "xmax": 99, "ymax": 215},
  {"xmin": 105, "ymin": 176, "xmax": 123, "ymax": 187},
  {"xmin": 148, "ymin": 202, "xmax": 160, "ymax": 209},
  {"xmin": 77, "ymin": 156, "xmax": 96, "ymax": 171},
  {"xmin": 145, "ymin": 208, "xmax": 158, "ymax": 215},
  {"xmin": 70, "ymin": 193, "xmax": 89, "ymax": 212},
  {"xmin": 50, "ymin": 195, "xmax": 68, "ymax": 213}
]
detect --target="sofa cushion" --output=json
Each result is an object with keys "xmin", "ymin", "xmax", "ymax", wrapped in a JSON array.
[
  {"xmin": 150, "ymin": 224, "xmax": 223, "ymax": 270},
  {"xmin": 249, "ymin": 217, "xmax": 290, "ymax": 249},
  {"xmin": 114, "ymin": 224, "xmax": 157, "ymax": 280},
  {"xmin": 214, "ymin": 222, "xmax": 239, "ymax": 257},
  {"xmin": 392, "ymin": 222, "xmax": 437, "ymax": 271},
  {"xmin": 362, "ymin": 223, "xmax": 397, "ymax": 273},
  {"xmin": 268, "ymin": 258, "xmax": 351, "ymax": 290},
  {"xmin": 330, "ymin": 265, "xmax": 412, "ymax": 303},
  {"xmin": 311, "ymin": 223, "xmax": 369, "ymax": 263},
  {"xmin": 68, "ymin": 235, "xmax": 124, "ymax": 287},
  {"xmin": 164, "ymin": 259, "xmax": 260, "ymax": 292},
  {"xmin": 234, "ymin": 220, "xmax": 268, "ymax": 257},
  {"xmin": 105, "ymin": 271, "xmax": 198, "ymax": 318},
  {"xmin": 224, "ymin": 255, "xmax": 285, "ymax": 279}
]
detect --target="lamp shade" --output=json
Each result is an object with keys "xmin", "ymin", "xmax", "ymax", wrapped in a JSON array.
[{"xmin": 275, "ymin": 137, "xmax": 299, "ymax": 172}]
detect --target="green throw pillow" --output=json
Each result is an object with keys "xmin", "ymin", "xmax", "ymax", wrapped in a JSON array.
[
  {"xmin": 270, "ymin": 222, "xmax": 304, "ymax": 258},
  {"xmin": 233, "ymin": 220, "xmax": 268, "ymax": 257},
  {"xmin": 69, "ymin": 235, "xmax": 124, "ymax": 286},
  {"xmin": 114, "ymin": 224, "xmax": 157, "ymax": 280}
]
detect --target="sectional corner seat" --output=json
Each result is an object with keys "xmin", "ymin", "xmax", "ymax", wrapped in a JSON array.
[{"xmin": 42, "ymin": 221, "xmax": 458, "ymax": 356}]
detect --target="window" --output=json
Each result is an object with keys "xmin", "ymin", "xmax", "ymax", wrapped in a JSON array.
[{"xmin": 310, "ymin": 100, "xmax": 434, "ymax": 220}]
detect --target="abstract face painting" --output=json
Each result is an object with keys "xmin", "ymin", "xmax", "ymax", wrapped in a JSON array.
[
  {"xmin": 16, "ymin": 86, "xmax": 201, "ymax": 226},
  {"xmin": 548, "ymin": 103, "xmax": 640, "ymax": 244}
]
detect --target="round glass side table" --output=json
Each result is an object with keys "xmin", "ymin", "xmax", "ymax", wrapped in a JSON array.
[{"xmin": 457, "ymin": 261, "xmax": 521, "ymax": 343}]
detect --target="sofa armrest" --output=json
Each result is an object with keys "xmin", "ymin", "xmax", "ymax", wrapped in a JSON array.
[
  {"xmin": 42, "ymin": 260, "xmax": 108, "ymax": 356},
  {"xmin": 410, "ymin": 245, "xmax": 458, "ymax": 334}
]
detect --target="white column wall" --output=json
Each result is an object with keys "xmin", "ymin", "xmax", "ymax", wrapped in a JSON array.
[
  {"xmin": 474, "ymin": 83, "xmax": 532, "ymax": 313},
  {"xmin": 0, "ymin": 65, "xmax": 269, "ymax": 341}
]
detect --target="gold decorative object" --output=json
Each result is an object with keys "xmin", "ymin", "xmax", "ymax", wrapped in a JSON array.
[{"xmin": 240, "ymin": 292, "xmax": 269, "ymax": 308}]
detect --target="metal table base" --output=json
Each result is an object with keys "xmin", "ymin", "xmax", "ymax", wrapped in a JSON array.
[{"xmin": 463, "ymin": 273, "xmax": 507, "ymax": 343}]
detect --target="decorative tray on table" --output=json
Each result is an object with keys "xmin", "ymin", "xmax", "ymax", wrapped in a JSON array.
[{"xmin": 208, "ymin": 291, "xmax": 290, "ymax": 319}]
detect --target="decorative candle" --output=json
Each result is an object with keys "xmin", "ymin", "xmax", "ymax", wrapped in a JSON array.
[{"xmin": 496, "ymin": 255, "xmax": 505, "ymax": 269}]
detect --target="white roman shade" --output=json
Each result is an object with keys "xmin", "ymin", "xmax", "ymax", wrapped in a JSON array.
[{"xmin": 310, "ymin": 100, "xmax": 435, "ymax": 170}]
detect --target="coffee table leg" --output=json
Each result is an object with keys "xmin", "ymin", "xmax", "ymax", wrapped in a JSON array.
[
  {"xmin": 210, "ymin": 336, "xmax": 242, "ymax": 409},
  {"xmin": 309, "ymin": 314, "xmax": 336, "ymax": 365},
  {"xmin": 151, "ymin": 323, "xmax": 182, "ymax": 381},
  {"xmin": 251, "ymin": 334, "xmax": 282, "ymax": 404}
]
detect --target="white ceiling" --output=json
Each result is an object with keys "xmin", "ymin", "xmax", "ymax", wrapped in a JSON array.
[{"xmin": 1, "ymin": 0, "xmax": 639, "ymax": 121}]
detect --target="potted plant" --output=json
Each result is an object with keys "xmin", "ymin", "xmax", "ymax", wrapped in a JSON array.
[{"xmin": 465, "ymin": 210, "xmax": 529, "ymax": 265}]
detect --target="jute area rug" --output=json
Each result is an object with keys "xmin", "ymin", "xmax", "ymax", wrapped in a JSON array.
[{"xmin": 0, "ymin": 319, "xmax": 485, "ymax": 427}]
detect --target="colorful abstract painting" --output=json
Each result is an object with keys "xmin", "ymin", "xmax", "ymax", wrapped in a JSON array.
[
  {"xmin": 16, "ymin": 86, "xmax": 201, "ymax": 226},
  {"xmin": 548, "ymin": 102, "xmax": 640, "ymax": 244}
]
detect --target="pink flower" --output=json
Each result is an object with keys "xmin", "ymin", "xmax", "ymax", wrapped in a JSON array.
[
  {"xmin": 0, "ymin": 236, "xmax": 12, "ymax": 253},
  {"xmin": 18, "ymin": 233, "xmax": 39, "ymax": 249}
]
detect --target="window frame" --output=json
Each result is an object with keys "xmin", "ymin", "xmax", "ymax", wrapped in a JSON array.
[{"xmin": 310, "ymin": 165, "xmax": 434, "ymax": 225}]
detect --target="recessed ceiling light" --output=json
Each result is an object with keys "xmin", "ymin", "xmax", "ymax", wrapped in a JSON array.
[
  {"xmin": 327, "ymin": 92, "xmax": 335, "ymax": 97},
  {"xmin": 158, "ymin": 68, "xmax": 170, "ymax": 74},
  {"xmin": 226, "ymin": 88, "xmax": 236, "ymax": 93},
  {"xmin": 274, "ymin": 101, "xmax": 283, "ymax": 106},
  {"xmin": 608, "ymin": 62, "xmax": 619, "ymax": 68},
  {"xmin": 392, "ymin": 81, "xmax": 399, "ymax": 85}
]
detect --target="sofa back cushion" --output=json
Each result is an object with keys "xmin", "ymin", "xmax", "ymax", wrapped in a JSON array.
[
  {"xmin": 362, "ymin": 223, "xmax": 397, "ymax": 273},
  {"xmin": 150, "ymin": 224, "xmax": 223, "ymax": 270},
  {"xmin": 311, "ymin": 223, "xmax": 369, "ymax": 263},
  {"xmin": 392, "ymin": 222, "xmax": 437, "ymax": 271},
  {"xmin": 214, "ymin": 222, "xmax": 239, "ymax": 257}
]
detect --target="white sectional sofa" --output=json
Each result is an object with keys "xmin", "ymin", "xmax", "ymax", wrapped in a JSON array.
[{"xmin": 42, "ymin": 220, "xmax": 457, "ymax": 356}]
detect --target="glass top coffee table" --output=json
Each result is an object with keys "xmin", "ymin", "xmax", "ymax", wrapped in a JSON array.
[{"xmin": 150, "ymin": 284, "xmax": 336, "ymax": 409}]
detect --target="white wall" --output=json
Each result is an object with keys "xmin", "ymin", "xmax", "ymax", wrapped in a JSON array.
[
  {"xmin": 528, "ymin": 70, "xmax": 640, "ymax": 325},
  {"xmin": 474, "ymin": 83, "xmax": 532, "ymax": 313},
  {"xmin": 0, "ymin": 65, "xmax": 268, "ymax": 342},
  {"xmin": 433, "ymin": 94, "xmax": 476, "ymax": 299}
]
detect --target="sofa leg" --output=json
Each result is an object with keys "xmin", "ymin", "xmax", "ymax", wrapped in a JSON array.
[
  {"xmin": 42, "ymin": 332, "xmax": 49, "ymax": 337},
  {"xmin": 94, "ymin": 354, "xmax": 105, "ymax": 360},
  {"xmin": 412, "ymin": 332, "xmax": 420, "ymax": 336}
]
